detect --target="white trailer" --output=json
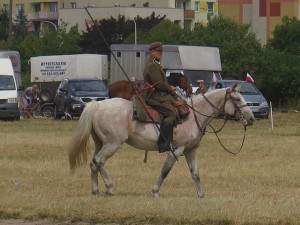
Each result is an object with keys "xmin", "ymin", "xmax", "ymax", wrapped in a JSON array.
[
  {"xmin": 110, "ymin": 44, "xmax": 222, "ymax": 92},
  {"xmin": 30, "ymin": 54, "xmax": 108, "ymax": 102}
]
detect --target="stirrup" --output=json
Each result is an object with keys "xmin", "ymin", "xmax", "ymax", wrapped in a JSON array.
[{"xmin": 158, "ymin": 143, "xmax": 177, "ymax": 153}]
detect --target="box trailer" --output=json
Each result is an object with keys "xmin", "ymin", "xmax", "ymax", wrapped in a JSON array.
[
  {"xmin": 110, "ymin": 44, "xmax": 222, "ymax": 92},
  {"xmin": 30, "ymin": 54, "xmax": 108, "ymax": 117},
  {"xmin": 31, "ymin": 54, "xmax": 108, "ymax": 103}
]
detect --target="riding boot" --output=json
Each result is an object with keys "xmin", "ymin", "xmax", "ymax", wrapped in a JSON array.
[{"xmin": 157, "ymin": 122, "xmax": 177, "ymax": 153}]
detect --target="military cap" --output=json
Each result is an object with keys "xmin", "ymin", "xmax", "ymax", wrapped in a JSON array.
[{"xmin": 148, "ymin": 42, "xmax": 163, "ymax": 51}]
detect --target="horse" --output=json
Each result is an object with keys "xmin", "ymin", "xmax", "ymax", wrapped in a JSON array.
[
  {"xmin": 108, "ymin": 74, "xmax": 193, "ymax": 100},
  {"xmin": 68, "ymin": 84, "xmax": 254, "ymax": 197}
]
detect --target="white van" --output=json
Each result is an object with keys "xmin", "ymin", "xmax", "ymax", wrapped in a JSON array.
[{"xmin": 0, "ymin": 58, "xmax": 20, "ymax": 121}]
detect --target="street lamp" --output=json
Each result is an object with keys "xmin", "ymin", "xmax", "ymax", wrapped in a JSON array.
[
  {"xmin": 133, "ymin": 19, "xmax": 137, "ymax": 45},
  {"xmin": 41, "ymin": 21, "xmax": 57, "ymax": 30}
]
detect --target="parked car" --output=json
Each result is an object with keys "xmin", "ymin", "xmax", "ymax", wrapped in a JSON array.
[
  {"xmin": 54, "ymin": 78, "xmax": 109, "ymax": 119},
  {"xmin": 207, "ymin": 80, "xmax": 270, "ymax": 118}
]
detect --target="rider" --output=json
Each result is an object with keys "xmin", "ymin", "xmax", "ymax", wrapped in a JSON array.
[{"xmin": 143, "ymin": 42, "xmax": 177, "ymax": 153}]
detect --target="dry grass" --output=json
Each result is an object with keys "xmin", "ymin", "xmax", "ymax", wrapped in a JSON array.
[{"xmin": 0, "ymin": 112, "xmax": 299, "ymax": 225}]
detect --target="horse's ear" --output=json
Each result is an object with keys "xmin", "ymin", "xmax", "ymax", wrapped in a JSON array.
[{"xmin": 232, "ymin": 83, "xmax": 242, "ymax": 92}]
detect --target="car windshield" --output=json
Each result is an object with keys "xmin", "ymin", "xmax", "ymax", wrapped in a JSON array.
[
  {"xmin": 0, "ymin": 75, "xmax": 16, "ymax": 90},
  {"xmin": 224, "ymin": 82, "xmax": 260, "ymax": 94},
  {"xmin": 69, "ymin": 80, "xmax": 107, "ymax": 92}
]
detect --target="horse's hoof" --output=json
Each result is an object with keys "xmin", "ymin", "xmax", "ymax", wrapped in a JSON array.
[
  {"xmin": 105, "ymin": 190, "xmax": 114, "ymax": 196},
  {"xmin": 92, "ymin": 190, "xmax": 100, "ymax": 195},
  {"xmin": 150, "ymin": 191, "xmax": 159, "ymax": 198},
  {"xmin": 198, "ymin": 192, "xmax": 204, "ymax": 198}
]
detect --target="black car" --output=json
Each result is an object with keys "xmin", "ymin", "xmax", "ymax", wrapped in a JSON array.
[{"xmin": 53, "ymin": 78, "xmax": 109, "ymax": 119}]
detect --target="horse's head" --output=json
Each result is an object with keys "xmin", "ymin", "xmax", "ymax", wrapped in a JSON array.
[{"xmin": 223, "ymin": 83, "xmax": 255, "ymax": 126}]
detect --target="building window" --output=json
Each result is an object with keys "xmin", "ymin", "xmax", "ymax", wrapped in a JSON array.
[
  {"xmin": 259, "ymin": 0, "xmax": 267, "ymax": 17},
  {"xmin": 175, "ymin": 1, "xmax": 183, "ymax": 8},
  {"xmin": 207, "ymin": 2, "xmax": 214, "ymax": 14},
  {"xmin": 71, "ymin": 2, "xmax": 77, "ymax": 9},
  {"xmin": 195, "ymin": 1, "xmax": 200, "ymax": 12},
  {"xmin": 34, "ymin": 3, "xmax": 41, "ymax": 12},
  {"xmin": 16, "ymin": 4, "xmax": 24, "ymax": 13},
  {"xmin": 3, "ymin": 4, "xmax": 9, "ymax": 11},
  {"xmin": 270, "ymin": 3, "xmax": 280, "ymax": 16},
  {"xmin": 50, "ymin": 3, "xmax": 58, "ymax": 12}
]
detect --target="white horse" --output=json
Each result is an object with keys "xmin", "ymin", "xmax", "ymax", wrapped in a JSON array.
[{"xmin": 68, "ymin": 84, "xmax": 254, "ymax": 197}]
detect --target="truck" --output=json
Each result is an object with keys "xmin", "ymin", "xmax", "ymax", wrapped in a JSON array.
[
  {"xmin": 110, "ymin": 44, "xmax": 222, "ymax": 93},
  {"xmin": 0, "ymin": 51, "xmax": 22, "ymax": 87},
  {"xmin": 30, "ymin": 54, "xmax": 108, "ymax": 117}
]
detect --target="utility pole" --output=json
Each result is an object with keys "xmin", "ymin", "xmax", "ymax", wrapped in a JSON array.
[{"xmin": 8, "ymin": 0, "xmax": 13, "ymax": 47}]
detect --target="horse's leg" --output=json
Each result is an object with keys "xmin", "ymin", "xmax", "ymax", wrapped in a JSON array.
[
  {"xmin": 151, "ymin": 147, "xmax": 185, "ymax": 197},
  {"xmin": 184, "ymin": 148, "xmax": 204, "ymax": 197},
  {"xmin": 90, "ymin": 132, "xmax": 103, "ymax": 195},
  {"xmin": 90, "ymin": 142, "xmax": 121, "ymax": 196}
]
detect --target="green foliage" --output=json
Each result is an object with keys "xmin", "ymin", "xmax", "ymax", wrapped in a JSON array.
[
  {"xmin": 187, "ymin": 16, "xmax": 263, "ymax": 79},
  {"xmin": 13, "ymin": 8, "xmax": 28, "ymax": 42},
  {"xmin": 41, "ymin": 22, "xmax": 82, "ymax": 55},
  {"xmin": 126, "ymin": 19, "xmax": 184, "ymax": 45},
  {"xmin": 79, "ymin": 12, "xmax": 165, "ymax": 55},
  {"xmin": 0, "ymin": 8, "xmax": 9, "ymax": 41},
  {"xmin": 267, "ymin": 16, "xmax": 300, "ymax": 55},
  {"xmin": 264, "ymin": 16, "xmax": 300, "ymax": 107}
]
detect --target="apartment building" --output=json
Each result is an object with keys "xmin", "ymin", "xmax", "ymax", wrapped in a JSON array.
[
  {"xmin": 218, "ymin": 0, "xmax": 300, "ymax": 44},
  {"xmin": 0, "ymin": 0, "xmax": 218, "ymax": 35}
]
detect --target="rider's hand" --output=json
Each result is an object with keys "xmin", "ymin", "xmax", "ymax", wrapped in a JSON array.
[{"xmin": 170, "ymin": 86, "xmax": 176, "ymax": 94}]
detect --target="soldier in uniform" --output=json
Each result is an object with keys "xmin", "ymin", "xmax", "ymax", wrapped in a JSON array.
[
  {"xmin": 195, "ymin": 79, "xmax": 207, "ymax": 95},
  {"xmin": 143, "ymin": 42, "xmax": 177, "ymax": 153}
]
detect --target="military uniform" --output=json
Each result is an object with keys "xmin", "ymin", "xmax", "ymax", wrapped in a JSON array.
[
  {"xmin": 143, "ymin": 42, "xmax": 177, "ymax": 153},
  {"xmin": 143, "ymin": 57, "xmax": 177, "ymax": 124}
]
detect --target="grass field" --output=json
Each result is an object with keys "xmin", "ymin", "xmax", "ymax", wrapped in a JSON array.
[{"xmin": 0, "ymin": 112, "xmax": 299, "ymax": 225}]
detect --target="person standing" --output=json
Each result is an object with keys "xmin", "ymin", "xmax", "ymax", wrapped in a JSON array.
[
  {"xmin": 143, "ymin": 42, "xmax": 177, "ymax": 153},
  {"xmin": 195, "ymin": 80, "xmax": 207, "ymax": 95},
  {"xmin": 21, "ymin": 84, "xmax": 39, "ymax": 109}
]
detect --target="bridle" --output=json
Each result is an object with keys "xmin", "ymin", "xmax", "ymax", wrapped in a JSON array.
[{"xmin": 189, "ymin": 88, "xmax": 249, "ymax": 155}]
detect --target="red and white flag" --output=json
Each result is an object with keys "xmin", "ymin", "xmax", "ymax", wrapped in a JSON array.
[
  {"xmin": 246, "ymin": 72, "xmax": 254, "ymax": 83},
  {"xmin": 211, "ymin": 72, "xmax": 218, "ymax": 83}
]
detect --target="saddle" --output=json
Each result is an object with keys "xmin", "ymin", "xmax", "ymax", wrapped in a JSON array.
[{"xmin": 130, "ymin": 80, "xmax": 190, "ymax": 123}]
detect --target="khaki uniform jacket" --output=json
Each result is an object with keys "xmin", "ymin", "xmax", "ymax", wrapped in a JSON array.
[{"xmin": 143, "ymin": 57, "xmax": 175, "ymax": 103}]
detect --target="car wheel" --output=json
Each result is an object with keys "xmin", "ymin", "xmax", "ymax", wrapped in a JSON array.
[
  {"xmin": 41, "ymin": 105, "xmax": 54, "ymax": 118},
  {"xmin": 40, "ymin": 89, "xmax": 53, "ymax": 102}
]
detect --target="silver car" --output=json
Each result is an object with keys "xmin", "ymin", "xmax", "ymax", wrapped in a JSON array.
[{"xmin": 208, "ymin": 80, "xmax": 270, "ymax": 118}]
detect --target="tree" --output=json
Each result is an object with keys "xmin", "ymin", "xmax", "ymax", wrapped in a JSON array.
[
  {"xmin": 125, "ymin": 19, "xmax": 185, "ymax": 45},
  {"xmin": 187, "ymin": 16, "xmax": 263, "ymax": 80},
  {"xmin": 79, "ymin": 12, "xmax": 166, "ymax": 55},
  {"xmin": 13, "ymin": 7, "xmax": 28, "ymax": 41},
  {"xmin": 40, "ymin": 22, "xmax": 82, "ymax": 55},
  {"xmin": 0, "ymin": 8, "xmax": 9, "ymax": 41},
  {"xmin": 267, "ymin": 16, "xmax": 300, "ymax": 55}
]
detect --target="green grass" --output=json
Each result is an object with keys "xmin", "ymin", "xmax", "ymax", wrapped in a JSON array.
[{"xmin": 0, "ymin": 112, "xmax": 299, "ymax": 225}]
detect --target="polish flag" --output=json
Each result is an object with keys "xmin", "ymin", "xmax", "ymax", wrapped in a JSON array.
[
  {"xmin": 246, "ymin": 72, "xmax": 254, "ymax": 83},
  {"xmin": 211, "ymin": 72, "xmax": 218, "ymax": 83}
]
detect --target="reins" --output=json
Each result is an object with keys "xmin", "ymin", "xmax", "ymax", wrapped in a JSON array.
[{"xmin": 185, "ymin": 88, "xmax": 248, "ymax": 155}]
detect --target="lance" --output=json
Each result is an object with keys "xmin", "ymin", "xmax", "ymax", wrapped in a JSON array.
[{"xmin": 83, "ymin": 6, "xmax": 178, "ymax": 161}]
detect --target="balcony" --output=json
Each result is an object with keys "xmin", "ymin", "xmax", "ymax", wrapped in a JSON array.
[
  {"xmin": 28, "ymin": 11, "xmax": 59, "ymax": 20},
  {"xmin": 184, "ymin": 10, "xmax": 194, "ymax": 19}
]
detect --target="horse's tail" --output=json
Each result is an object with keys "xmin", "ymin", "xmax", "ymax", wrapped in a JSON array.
[{"xmin": 68, "ymin": 101, "xmax": 98, "ymax": 171}]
